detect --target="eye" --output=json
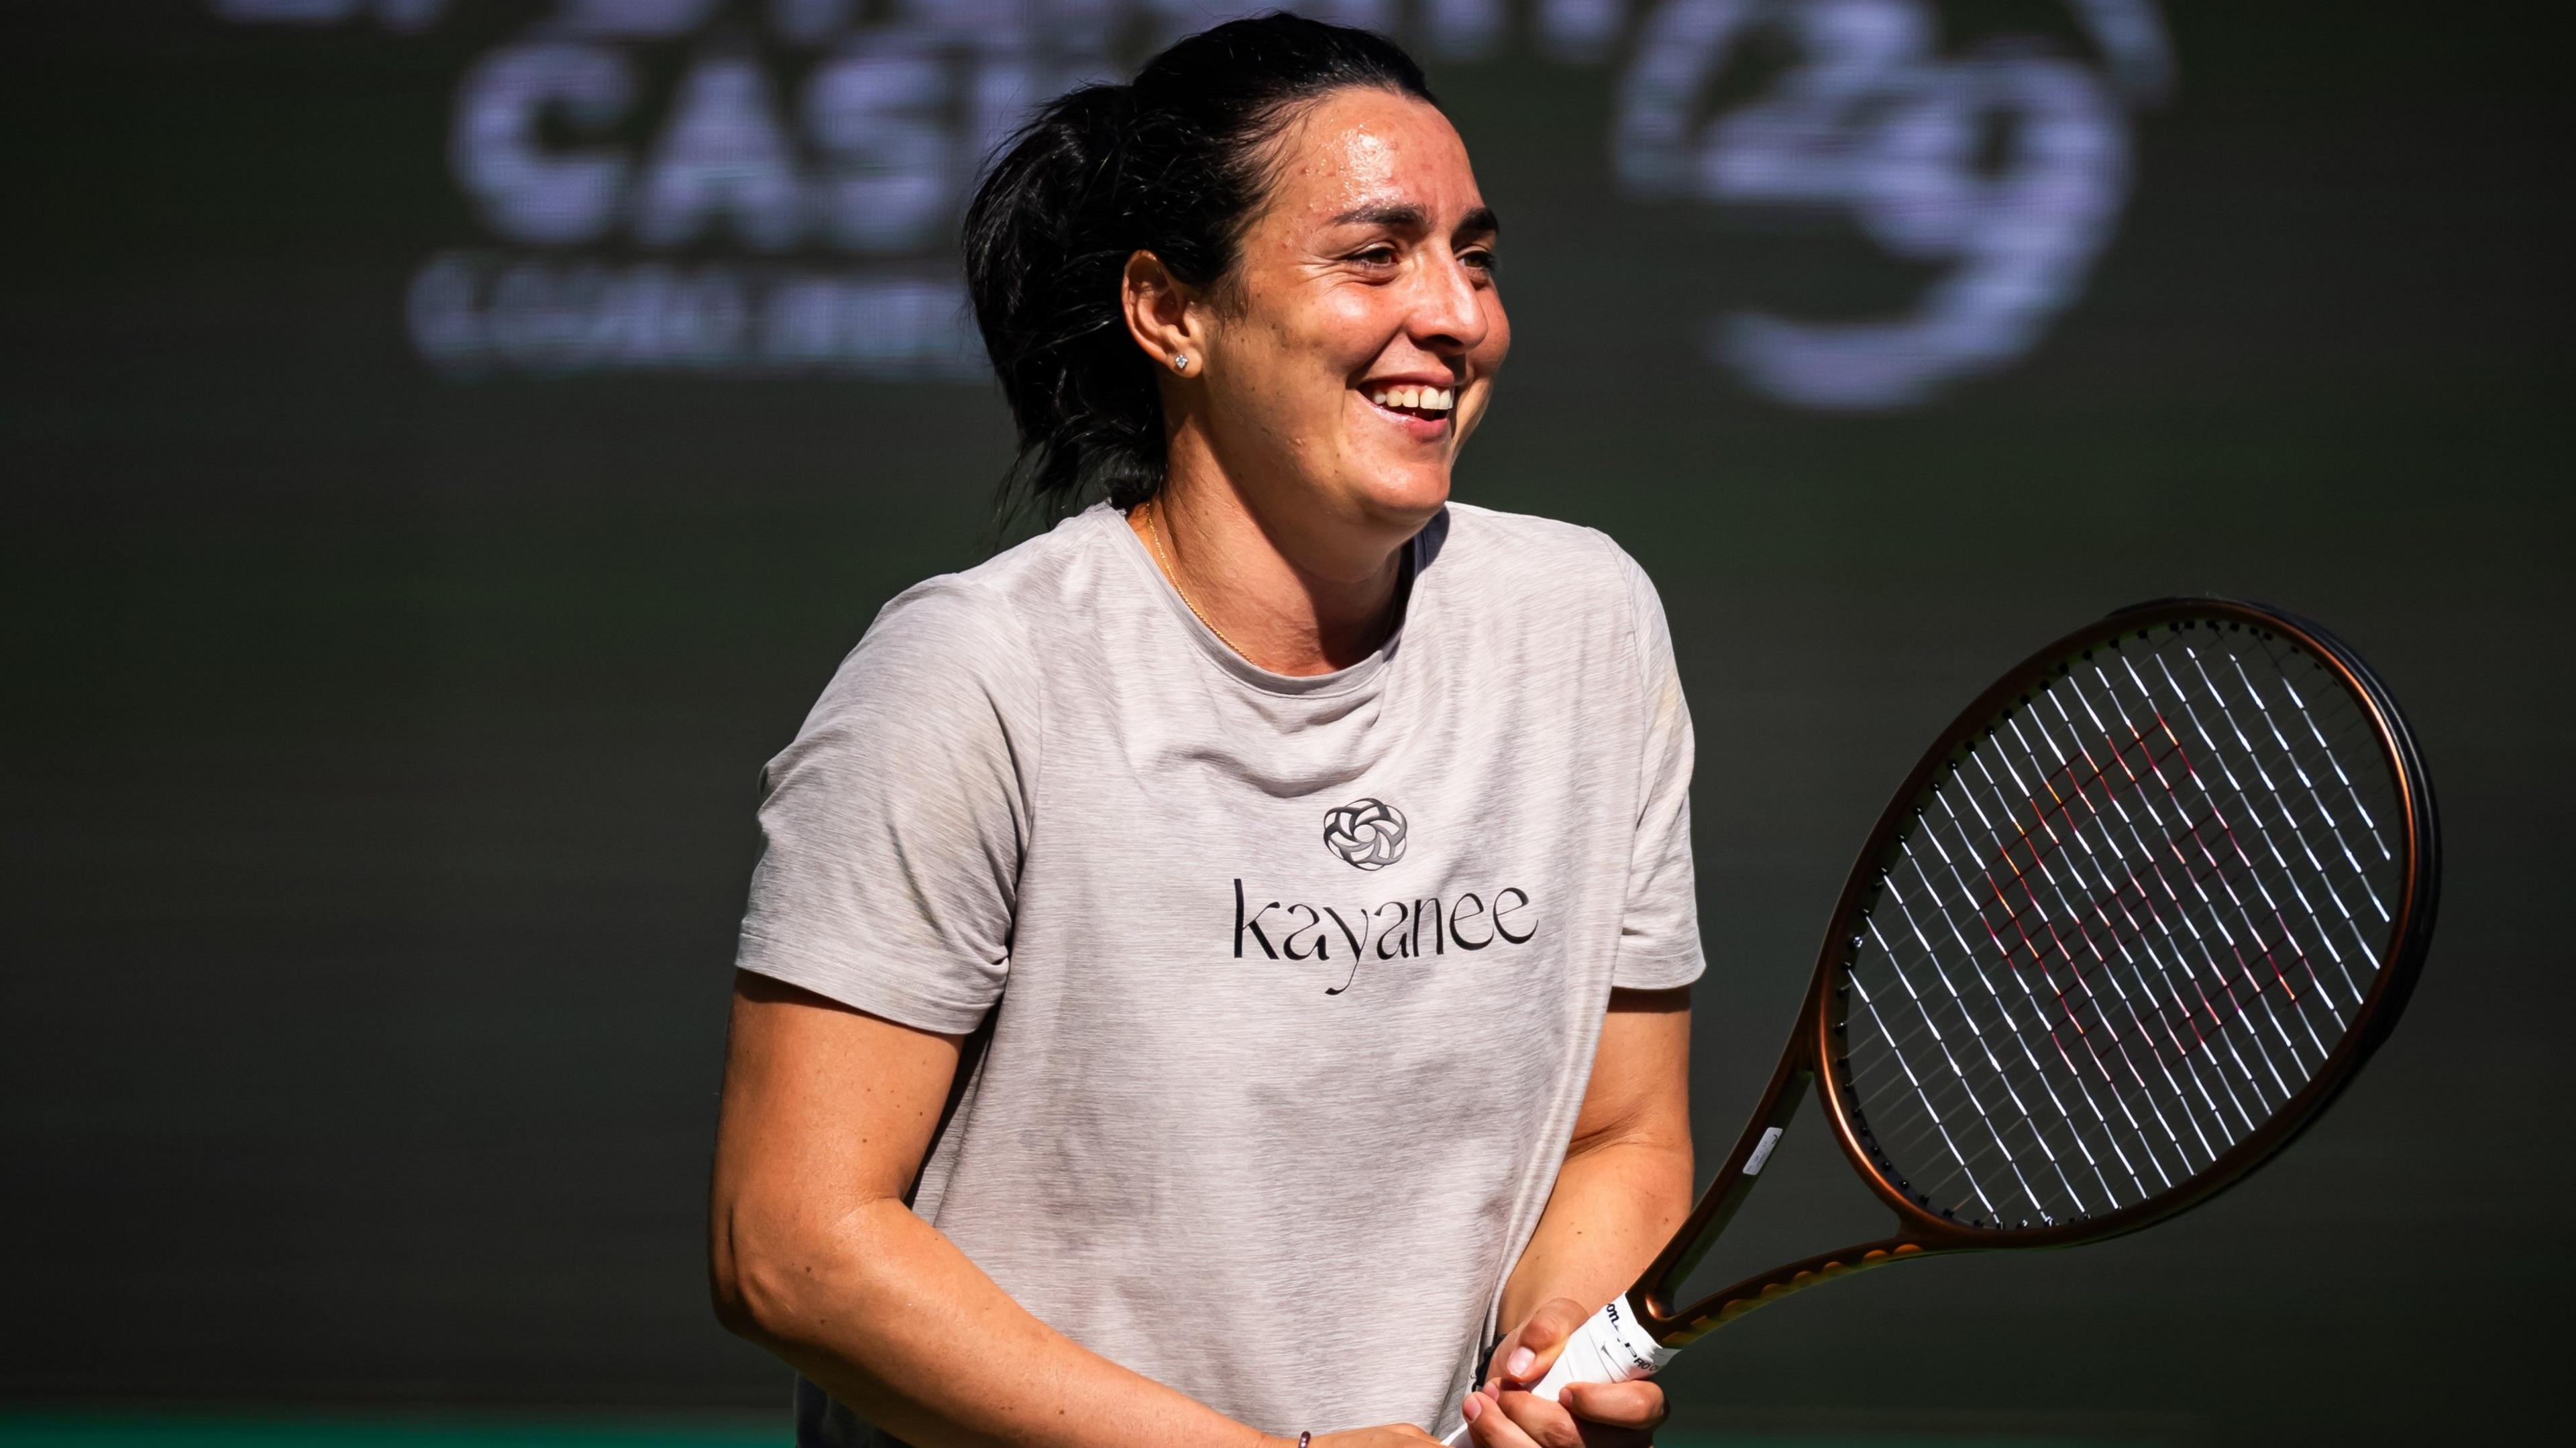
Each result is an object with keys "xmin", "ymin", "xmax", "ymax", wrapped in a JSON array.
[
  {"xmin": 1350, "ymin": 243, "xmax": 1401, "ymax": 268},
  {"xmin": 1462, "ymin": 246, "xmax": 1499, "ymax": 276}
]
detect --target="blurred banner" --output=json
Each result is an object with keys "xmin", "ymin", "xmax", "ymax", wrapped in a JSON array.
[{"xmin": 213, "ymin": 0, "xmax": 2169, "ymax": 407}]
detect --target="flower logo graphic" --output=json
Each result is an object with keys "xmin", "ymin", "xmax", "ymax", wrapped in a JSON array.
[{"xmin": 1322, "ymin": 798, "xmax": 1407, "ymax": 871}]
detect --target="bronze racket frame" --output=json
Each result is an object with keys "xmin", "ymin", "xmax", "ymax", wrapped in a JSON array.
[{"xmin": 1627, "ymin": 597, "xmax": 2440, "ymax": 1348}]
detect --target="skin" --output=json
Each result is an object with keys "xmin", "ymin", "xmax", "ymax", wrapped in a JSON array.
[
  {"xmin": 708, "ymin": 85, "xmax": 1695, "ymax": 1447},
  {"xmin": 1118, "ymin": 85, "xmax": 1507, "ymax": 677}
]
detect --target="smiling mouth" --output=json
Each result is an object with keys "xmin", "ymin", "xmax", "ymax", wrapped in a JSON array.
[{"xmin": 1362, "ymin": 383, "xmax": 1456, "ymax": 422}]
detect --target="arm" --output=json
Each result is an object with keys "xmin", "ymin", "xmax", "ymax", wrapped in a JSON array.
[
  {"xmin": 711, "ymin": 972, "xmax": 1271, "ymax": 1448},
  {"xmin": 1498, "ymin": 987, "xmax": 1694, "ymax": 1330},
  {"xmin": 1466, "ymin": 987, "xmax": 1693, "ymax": 1445},
  {"xmin": 708, "ymin": 972, "xmax": 1431, "ymax": 1448}
]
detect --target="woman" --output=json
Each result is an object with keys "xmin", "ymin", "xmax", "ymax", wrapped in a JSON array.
[{"xmin": 709, "ymin": 15, "xmax": 1701, "ymax": 1448}]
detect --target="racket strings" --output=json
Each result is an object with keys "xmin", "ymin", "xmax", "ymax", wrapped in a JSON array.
[
  {"xmin": 1837, "ymin": 628, "xmax": 2402, "ymax": 1229},
  {"xmin": 1867, "ymin": 713, "xmax": 2361, "ymax": 1119},
  {"xmin": 1866, "ymin": 661, "xmax": 2377, "ymax": 1210},
  {"xmin": 1860, "ymin": 711, "xmax": 2359, "ymax": 1210}
]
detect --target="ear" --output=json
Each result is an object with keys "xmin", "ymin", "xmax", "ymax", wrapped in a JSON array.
[{"xmin": 1120, "ymin": 249, "xmax": 1206, "ymax": 378}]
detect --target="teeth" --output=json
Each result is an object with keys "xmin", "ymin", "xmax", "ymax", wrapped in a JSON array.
[
  {"xmin": 1366, "ymin": 385, "xmax": 1457, "ymax": 413},
  {"xmin": 1360, "ymin": 384, "xmax": 1463, "ymax": 412}
]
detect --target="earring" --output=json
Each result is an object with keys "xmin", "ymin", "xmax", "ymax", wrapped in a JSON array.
[{"xmin": 1171, "ymin": 353, "xmax": 1191, "ymax": 374}]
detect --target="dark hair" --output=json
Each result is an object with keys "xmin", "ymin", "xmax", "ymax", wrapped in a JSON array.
[{"xmin": 962, "ymin": 13, "xmax": 1436, "ymax": 522}]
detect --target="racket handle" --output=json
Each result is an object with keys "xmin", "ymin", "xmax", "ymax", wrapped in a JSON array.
[{"xmin": 1436, "ymin": 1295, "xmax": 1676, "ymax": 1446}]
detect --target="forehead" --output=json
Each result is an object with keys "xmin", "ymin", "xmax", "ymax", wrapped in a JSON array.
[{"xmin": 1258, "ymin": 87, "xmax": 1481, "ymax": 227}]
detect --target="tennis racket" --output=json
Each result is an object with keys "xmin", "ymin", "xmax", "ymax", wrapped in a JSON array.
[{"xmin": 1444, "ymin": 597, "xmax": 2439, "ymax": 1444}]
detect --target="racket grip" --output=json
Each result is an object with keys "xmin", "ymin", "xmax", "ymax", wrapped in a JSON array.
[{"xmin": 1436, "ymin": 1295, "xmax": 1676, "ymax": 1446}]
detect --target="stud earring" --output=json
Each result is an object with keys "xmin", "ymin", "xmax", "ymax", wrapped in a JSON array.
[{"xmin": 1171, "ymin": 353, "xmax": 1191, "ymax": 374}]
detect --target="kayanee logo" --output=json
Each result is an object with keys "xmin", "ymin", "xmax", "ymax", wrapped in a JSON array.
[{"xmin": 1323, "ymin": 798, "xmax": 1407, "ymax": 871}]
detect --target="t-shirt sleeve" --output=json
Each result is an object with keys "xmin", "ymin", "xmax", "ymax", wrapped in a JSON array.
[
  {"xmin": 1607, "ymin": 544, "xmax": 1707, "ymax": 990},
  {"xmin": 732, "ymin": 580, "xmax": 1040, "ymax": 1035}
]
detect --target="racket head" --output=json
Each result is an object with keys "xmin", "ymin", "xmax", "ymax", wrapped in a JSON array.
[{"xmin": 1813, "ymin": 598, "xmax": 2438, "ymax": 1249}]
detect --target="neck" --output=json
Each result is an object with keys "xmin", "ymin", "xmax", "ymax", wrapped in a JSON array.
[{"xmin": 1132, "ymin": 453, "xmax": 1420, "ymax": 677}]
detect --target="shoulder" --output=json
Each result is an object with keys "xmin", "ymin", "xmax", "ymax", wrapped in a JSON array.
[
  {"xmin": 804, "ymin": 512, "xmax": 1117, "ymax": 737},
  {"xmin": 1438, "ymin": 499, "xmax": 1613, "ymax": 557},
  {"xmin": 1432, "ymin": 501, "xmax": 1668, "ymax": 640},
  {"xmin": 863, "ymin": 504, "xmax": 1132, "ymax": 659},
  {"xmin": 863, "ymin": 510, "xmax": 1106, "ymax": 655}
]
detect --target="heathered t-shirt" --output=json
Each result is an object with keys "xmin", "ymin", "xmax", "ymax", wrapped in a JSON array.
[{"xmin": 735, "ymin": 500, "xmax": 1703, "ymax": 1446}]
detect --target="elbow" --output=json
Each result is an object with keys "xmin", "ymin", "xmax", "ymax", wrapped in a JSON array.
[
  {"xmin": 708, "ymin": 1249, "xmax": 771, "ymax": 1346},
  {"xmin": 708, "ymin": 1199, "xmax": 850, "ymax": 1350},
  {"xmin": 706, "ymin": 1218, "xmax": 778, "ymax": 1346}
]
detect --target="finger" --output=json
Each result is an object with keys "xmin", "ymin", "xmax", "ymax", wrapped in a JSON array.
[
  {"xmin": 1481, "ymin": 1326, "xmax": 1523, "ymax": 1393},
  {"xmin": 1497, "ymin": 1298, "xmax": 1589, "ymax": 1386},
  {"xmin": 1463, "ymin": 1389, "xmax": 1546, "ymax": 1448},
  {"xmin": 1493, "ymin": 1389, "xmax": 1599, "ymax": 1448},
  {"xmin": 1557, "ymin": 1379, "xmax": 1666, "ymax": 1431},
  {"xmin": 1498, "ymin": 1391, "xmax": 1652, "ymax": 1448}
]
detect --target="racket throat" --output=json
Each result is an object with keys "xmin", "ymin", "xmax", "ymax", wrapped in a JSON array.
[
  {"xmin": 1646, "ymin": 1237, "xmax": 1937, "ymax": 1347},
  {"xmin": 1631, "ymin": 1054, "xmax": 1820, "ymax": 1339},
  {"xmin": 1624, "ymin": 1038, "xmax": 1943, "ymax": 1346}
]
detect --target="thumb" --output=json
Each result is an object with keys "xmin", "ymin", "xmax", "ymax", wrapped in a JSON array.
[{"xmin": 1498, "ymin": 1297, "xmax": 1590, "ymax": 1385}]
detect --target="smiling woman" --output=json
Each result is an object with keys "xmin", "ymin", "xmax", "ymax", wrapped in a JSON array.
[
  {"xmin": 960, "ymin": 17, "xmax": 1508, "ymax": 676},
  {"xmin": 709, "ymin": 15, "xmax": 1702, "ymax": 1448}
]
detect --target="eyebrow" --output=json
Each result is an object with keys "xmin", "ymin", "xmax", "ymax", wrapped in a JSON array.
[{"xmin": 1328, "ymin": 203, "xmax": 1501, "ymax": 239}]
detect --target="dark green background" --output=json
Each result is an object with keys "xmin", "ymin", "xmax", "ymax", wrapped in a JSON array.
[{"xmin": 3, "ymin": 3, "xmax": 2567, "ymax": 1443}]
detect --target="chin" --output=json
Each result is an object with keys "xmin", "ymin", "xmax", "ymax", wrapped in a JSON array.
[{"xmin": 1352, "ymin": 468, "xmax": 1451, "ymax": 526}]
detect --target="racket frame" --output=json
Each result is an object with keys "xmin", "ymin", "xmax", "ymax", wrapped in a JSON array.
[{"xmin": 1629, "ymin": 597, "xmax": 2440, "ymax": 1347}]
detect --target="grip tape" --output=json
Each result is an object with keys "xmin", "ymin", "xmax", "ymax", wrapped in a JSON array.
[{"xmin": 1437, "ymin": 1295, "xmax": 1675, "ymax": 1446}]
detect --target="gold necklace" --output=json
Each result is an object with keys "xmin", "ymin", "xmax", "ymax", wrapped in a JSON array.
[
  {"xmin": 1137, "ymin": 498, "xmax": 1404, "ymax": 668},
  {"xmin": 1138, "ymin": 498, "xmax": 1255, "ymax": 661}
]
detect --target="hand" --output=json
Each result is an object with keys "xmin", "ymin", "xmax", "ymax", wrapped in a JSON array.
[
  {"xmin": 1459, "ymin": 1298, "xmax": 1666, "ymax": 1447},
  {"xmin": 1305, "ymin": 1428, "xmax": 1438, "ymax": 1446}
]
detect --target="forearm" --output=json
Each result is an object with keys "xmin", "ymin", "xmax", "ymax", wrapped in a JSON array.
[
  {"xmin": 1498, "ymin": 1136, "xmax": 1693, "ymax": 1331},
  {"xmin": 720, "ymin": 1195, "xmax": 1277, "ymax": 1448}
]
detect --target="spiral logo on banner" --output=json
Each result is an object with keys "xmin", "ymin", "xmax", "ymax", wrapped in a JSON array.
[{"xmin": 1323, "ymin": 799, "xmax": 1409, "ymax": 871}]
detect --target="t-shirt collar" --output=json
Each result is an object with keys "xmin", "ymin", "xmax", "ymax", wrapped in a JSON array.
[{"xmin": 1093, "ymin": 500, "xmax": 1421, "ymax": 700}]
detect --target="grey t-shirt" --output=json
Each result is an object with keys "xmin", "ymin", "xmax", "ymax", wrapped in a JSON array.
[{"xmin": 736, "ymin": 501, "xmax": 1703, "ymax": 1445}]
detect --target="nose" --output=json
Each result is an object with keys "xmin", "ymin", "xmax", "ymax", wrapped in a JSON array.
[{"xmin": 1406, "ymin": 243, "xmax": 1491, "ymax": 360}]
